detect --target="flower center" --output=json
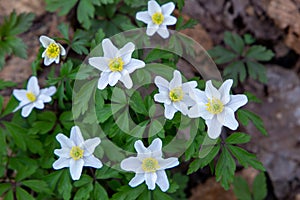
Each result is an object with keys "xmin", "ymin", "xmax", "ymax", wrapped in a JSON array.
[
  {"xmin": 46, "ymin": 43, "xmax": 60, "ymax": 59},
  {"xmin": 26, "ymin": 92, "xmax": 36, "ymax": 102},
  {"xmin": 206, "ymin": 98, "xmax": 224, "ymax": 114},
  {"xmin": 169, "ymin": 87, "xmax": 184, "ymax": 102},
  {"xmin": 109, "ymin": 57, "xmax": 124, "ymax": 72},
  {"xmin": 141, "ymin": 157, "xmax": 160, "ymax": 172},
  {"xmin": 152, "ymin": 12, "xmax": 164, "ymax": 25},
  {"xmin": 69, "ymin": 146, "xmax": 84, "ymax": 160}
]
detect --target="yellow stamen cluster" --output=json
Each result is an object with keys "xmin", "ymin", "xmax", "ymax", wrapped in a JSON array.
[
  {"xmin": 152, "ymin": 12, "xmax": 164, "ymax": 25},
  {"xmin": 109, "ymin": 57, "xmax": 124, "ymax": 72},
  {"xmin": 142, "ymin": 157, "xmax": 160, "ymax": 172},
  {"xmin": 26, "ymin": 92, "xmax": 36, "ymax": 102},
  {"xmin": 169, "ymin": 87, "xmax": 184, "ymax": 102},
  {"xmin": 46, "ymin": 43, "xmax": 60, "ymax": 59},
  {"xmin": 206, "ymin": 98, "xmax": 224, "ymax": 114},
  {"xmin": 70, "ymin": 146, "xmax": 84, "ymax": 160}
]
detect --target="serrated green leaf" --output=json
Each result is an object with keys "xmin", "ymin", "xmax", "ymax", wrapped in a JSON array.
[
  {"xmin": 208, "ymin": 46, "xmax": 238, "ymax": 64},
  {"xmin": 95, "ymin": 165, "xmax": 121, "ymax": 179},
  {"xmin": 58, "ymin": 170, "xmax": 72, "ymax": 200},
  {"xmin": 74, "ymin": 182, "xmax": 93, "ymax": 200},
  {"xmin": 224, "ymin": 31, "xmax": 245, "ymax": 54},
  {"xmin": 22, "ymin": 180, "xmax": 51, "ymax": 194},
  {"xmin": 16, "ymin": 187, "xmax": 35, "ymax": 200},
  {"xmin": 246, "ymin": 45, "xmax": 274, "ymax": 61},
  {"xmin": 45, "ymin": 0, "xmax": 78, "ymax": 16},
  {"xmin": 227, "ymin": 145, "xmax": 265, "ymax": 171},
  {"xmin": 215, "ymin": 147, "xmax": 236, "ymax": 190},
  {"xmin": 111, "ymin": 185, "xmax": 146, "ymax": 200},
  {"xmin": 77, "ymin": 0, "xmax": 95, "ymax": 29},
  {"xmin": 0, "ymin": 183, "xmax": 11, "ymax": 196},
  {"xmin": 129, "ymin": 91, "xmax": 148, "ymax": 115},
  {"xmin": 237, "ymin": 109, "xmax": 268, "ymax": 136},
  {"xmin": 92, "ymin": 182, "xmax": 109, "ymax": 200},
  {"xmin": 245, "ymin": 91, "xmax": 262, "ymax": 103},
  {"xmin": 58, "ymin": 23, "xmax": 70, "ymax": 40},
  {"xmin": 0, "ymin": 79, "xmax": 17, "ymax": 90},
  {"xmin": 233, "ymin": 176, "xmax": 252, "ymax": 200},
  {"xmin": 73, "ymin": 174, "xmax": 93, "ymax": 187},
  {"xmin": 225, "ymin": 132, "xmax": 251, "ymax": 144},
  {"xmin": 253, "ymin": 172, "xmax": 267, "ymax": 200},
  {"xmin": 223, "ymin": 61, "xmax": 247, "ymax": 84},
  {"xmin": 243, "ymin": 34, "xmax": 256, "ymax": 45},
  {"xmin": 4, "ymin": 122, "xmax": 27, "ymax": 151},
  {"xmin": 145, "ymin": 49, "xmax": 175, "ymax": 63},
  {"xmin": 246, "ymin": 61, "xmax": 267, "ymax": 83},
  {"xmin": 153, "ymin": 188, "xmax": 173, "ymax": 200}
]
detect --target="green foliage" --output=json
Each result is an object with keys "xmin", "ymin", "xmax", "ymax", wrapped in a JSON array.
[
  {"xmin": 233, "ymin": 172, "xmax": 267, "ymax": 200},
  {"xmin": 209, "ymin": 31, "xmax": 274, "ymax": 85},
  {"xmin": 0, "ymin": 11, "xmax": 35, "ymax": 69}
]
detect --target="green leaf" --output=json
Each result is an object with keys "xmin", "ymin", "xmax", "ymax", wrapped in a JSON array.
[
  {"xmin": 4, "ymin": 190, "xmax": 13, "ymax": 200},
  {"xmin": 22, "ymin": 180, "xmax": 51, "ymax": 194},
  {"xmin": 58, "ymin": 23, "xmax": 69, "ymax": 39},
  {"xmin": 149, "ymin": 120, "xmax": 164, "ymax": 137},
  {"xmin": 129, "ymin": 91, "xmax": 148, "ymax": 115},
  {"xmin": 215, "ymin": 147, "xmax": 236, "ymax": 190},
  {"xmin": 77, "ymin": 0, "xmax": 95, "ymax": 29},
  {"xmin": 224, "ymin": 32, "xmax": 245, "ymax": 54},
  {"xmin": 111, "ymin": 185, "xmax": 146, "ymax": 200},
  {"xmin": 246, "ymin": 61, "xmax": 267, "ymax": 83},
  {"xmin": 253, "ymin": 172, "xmax": 267, "ymax": 200},
  {"xmin": 233, "ymin": 176, "xmax": 252, "ymax": 200},
  {"xmin": 58, "ymin": 170, "xmax": 72, "ymax": 200},
  {"xmin": 153, "ymin": 189, "xmax": 173, "ymax": 200},
  {"xmin": 4, "ymin": 122, "xmax": 27, "ymax": 151},
  {"xmin": 16, "ymin": 187, "xmax": 35, "ymax": 200},
  {"xmin": 0, "ymin": 183, "xmax": 11, "ymax": 196},
  {"xmin": 237, "ymin": 109, "xmax": 268, "ymax": 136},
  {"xmin": 74, "ymin": 182, "xmax": 93, "ymax": 200},
  {"xmin": 73, "ymin": 175, "xmax": 93, "ymax": 187},
  {"xmin": 243, "ymin": 34, "xmax": 256, "ymax": 45},
  {"xmin": 145, "ymin": 49, "xmax": 175, "ymax": 63},
  {"xmin": 0, "ymin": 79, "xmax": 17, "ymax": 90},
  {"xmin": 223, "ymin": 61, "xmax": 247, "ymax": 84},
  {"xmin": 245, "ymin": 45, "xmax": 274, "ymax": 61},
  {"xmin": 45, "ymin": 0, "xmax": 78, "ymax": 16},
  {"xmin": 92, "ymin": 182, "xmax": 109, "ymax": 200},
  {"xmin": 225, "ymin": 132, "xmax": 251, "ymax": 144},
  {"xmin": 245, "ymin": 91, "xmax": 262, "ymax": 103},
  {"xmin": 71, "ymin": 29, "xmax": 90, "ymax": 55},
  {"xmin": 227, "ymin": 145, "xmax": 265, "ymax": 171},
  {"xmin": 208, "ymin": 46, "xmax": 238, "ymax": 64},
  {"xmin": 96, "ymin": 105, "xmax": 113, "ymax": 123}
]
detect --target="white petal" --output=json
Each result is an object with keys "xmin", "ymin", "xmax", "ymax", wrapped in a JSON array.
[
  {"xmin": 148, "ymin": 138, "xmax": 162, "ymax": 152},
  {"xmin": 162, "ymin": 16, "xmax": 177, "ymax": 26},
  {"xmin": 108, "ymin": 72, "xmax": 121, "ymax": 86},
  {"xmin": 58, "ymin": 43, "xmax": 66, "ymax": 56},
  {"xmin": 88, "ymin": 57, "xmax": 110, "ymax": 72},
  {"xmin": 182, "ymin": 81, "xmax": 197, "ymax": 91},
  {"xmin": 38, "ymin": 94, "xmax": 52, "ymax": 103},
  {"xmin": 161, "ymin": 2, "xmax": 175, "ymax": 16},
  {"xmin": 119, "ymin": 70, "xmax": 133, "ymax": 89},
  {"xmin": 39, "ymin": 35, "xmax": 54, "ymax": 48},
  {"xmin": 13, "ymin": 89, "xmax": 27, "ymax": 101},
  {"xmin": 169, "ymin": 70, "xmax": 182, "ymax": 89},
  {"xmin": 98, "ymin": 72, "xmax": 110, "ymax": 90},
  {"xmin": 219, "ymin": 79, "xmax": 233, "ymax": 104},
  {"xmin": 173, "ymin": 101, "xmax": 188, "ymax": 115},
  {"xmin": 154, "ymin": 92, "xmax": 170, "ymax": 104},
  {"xmin": 120, "ymin": 157, "xmax": 141, "ymax": 173},
  {"xmin": 182, "ymin": 94, "xmax": 196, "ymax": 107},
  {"xmin": 134, "ymin": 140, "xmax": 148, "ymax": 154},
  {"xmin": 158, "ymin": 157, "xmax": 179, "ymax": 169},
  {"xmin": 102, "ymin": 38, "xmax": 118, "ymax": 59},
  {"xmin": 54, "ymin": 148, "xmax": 71, "ymax": 158},
  {"xmin": 219, "ymin": 107, "xmax": 239, "ymax": 130},
  {"xmin": 21, "ymin": 104, "xmax": 34, "ymax": 117},
  {"xmin": 70, "ymin": 126, "xmax": 84, "ymax": 146},
  {"xmin": 56, "ymin": 133, "xmax": 74, "ymax": 149},
  {"xmin": 69, "ymin": 159, "xmax": 84, "ymax": 180},
  {"xmin": 157, "ymin": 26, "xmax": 170, "ymax": 39},
  {"xmin": 83, "ymin": 138, "xmax": 100, "ymax": 156},
  {"xmin": 136, "ymin": 11, "xmax": 152, "ymax": 24},
  {"xmin": 154, "ymin": 76, "xmax": 169, "ymax": 92},
  {"xmin": 145, "ymin": 172, "xmax": 157, "ymax": 190},
  {"xmin": 226, "ymin": 94, "xmax": 248, "ymax": 112},
  {"xmin": 119, "ymin": 42, "xmax": 135, "ymax": 65},
  {"xmin": 53, "ymin": 157, "xmax": 70, "ymax": 169},
  {"xmin": 55, "ymin": 56, "xmax": 60, "ymax": 64},
  {"xmin": 188, "ymin": 104, "xmax": 213, "ymax": 119},
  {"xmin": 205, "ymin": 80, "xmax": 220, "ymax": 99},
  {"xmin": 206, "ymin": 116, "xmax": 223, "ymax": 139},
  {"xmin": 129, "ymin": 173, "xmax": 145, "ymax": 187},
  {"xmin": 190, "ymin": 88, "xmax": 207, "ymax": 103},
  {"xmin": 33, "ymin": 100, "xmax": 44, "ymax": 109},
  {"xmin": 148, "ymin": 0, "xmax": 161, "ymax": 16},
  {"xmin": 44, "ymin": 56, "xmax": 53, "ymax": 66},
  {"xmin": 13, "ymin": 101, "xmax": 28, "ymax": 113},
  {"xmin": 164, "ymin": 104, "xmax": 177, "ymax": 120},
  {"xmin": 41, "ymin": 86, "xmax": 56, "ymax": 96},
  {"xmin": 156, "ymin": 170, "xmax": 169, "ymax": 192},
  {"xmin": 27, "ymin": 76, "xmax": 40, "ymax": 96},
  {"xmin": 146, "ymin": 23, "xmax": 159, "ymax": 36},
  {"xmin": 124, "ymin": 58, "xmax": 145, "ymax": 73},
  {"xmin": 83, "ymin": 155, "xmax": 103, "ymax": 168}
]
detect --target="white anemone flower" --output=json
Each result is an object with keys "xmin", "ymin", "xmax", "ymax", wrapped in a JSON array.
[
  {"xmin": 39, "ymin": 35, "xmax": 66, "ymax": 66},
  {"xmin": 136, "ymin": 0, "xmax": 177, "ymax": 38},
  {"xmin": 13, "ymin": 76, "xmax": 56, "ymax": 117},
  {"xmin": 88, "ymin": 38, "xmax": 145, "ymax": 90},
  {"xmin": 120, "ymin": 138, "xmax": 179, "ymax": 192},
  {"xmin": 154, "ymin": 70, "xmax": 197, "ymax": 120},
  {"xmin": 53, "ymin": 126, "xmax": 103, "ymax": 180},
  {"xmin": 188, "ymin": 79, "xmax": 248, "ymax": 139}
]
